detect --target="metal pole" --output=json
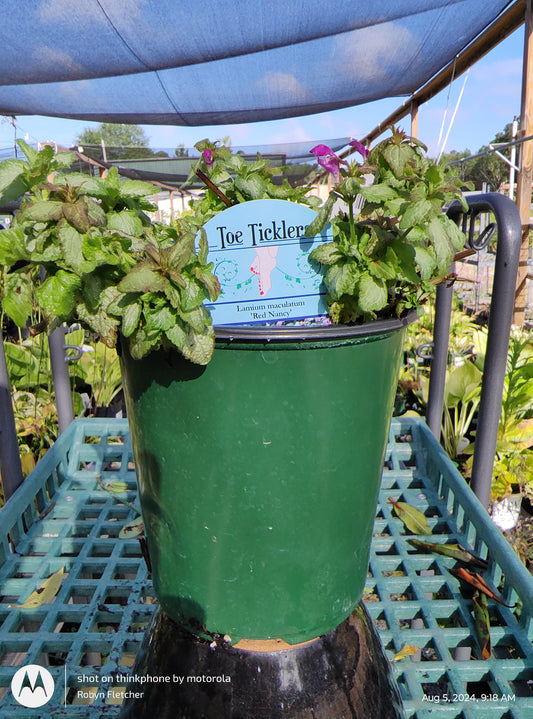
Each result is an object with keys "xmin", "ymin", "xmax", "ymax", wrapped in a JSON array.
[
  {"xmin": 410, "ymin": 101, "xmax": 419, "ymax": 138},
  {"xmin": 514, "ymin": 0, "xmax": 533, "ymax": 325},
  {"xmin": 509, "ymin": 117, "xmax": 518, "ymax": 200},
  {"xmin": 48, "ymin": 325, "xmax": 74, "ymax": 433},
  {"xmin": 426, "ymin": 281, "xmax": 454, "ymax": 439},
  {"xmin": 0, "ymin": 328, "xmax": 24, "ymax": 499},
  {"xmin": 470, "ymin": 196, "xmax": 522, "ymax": 508},
  {"xmin": 447, "ymin": 194, "xmax": 522, "ymax": 509}
]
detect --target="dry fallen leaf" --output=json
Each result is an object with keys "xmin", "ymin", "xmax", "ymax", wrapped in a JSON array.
[
  {"xmin": 9, "ymin": 567, "xmax": 64, "ymax": 609},
  {"xmin": 450, "ymin": 567, "xmax": 514, "ymax": 607},
  {"xmin": 407, "ymin": 538, "xmax": 488, "ymax": 569},
  {"xmin": 119, "ymin": 516, "xmax": 144, "ymax": 539},
  {"xmin": 388, "ymin": 497, "xmax": 431, "ymax": 535},
  {"xmin": 472, "ymin": 591, "xmax": 492, "ymax": 659},
  {"xmin": 392, "ymin": 645, "xmax": 419, "ymax": 662}
]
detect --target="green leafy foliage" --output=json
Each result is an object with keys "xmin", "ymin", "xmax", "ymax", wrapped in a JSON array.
[
  {"xmin": 307, "ymin": 126, "xmax": 470, "ymax": 323},
  {"xmin": 0, "ymin": 141, "xmax": 221, "ymax": 365},
  {"xmin": 0, "ymin": 328, "xmax": 126, "ymax": 486},
  {"xmin": 399, "ymin": 303, "xmax": 532, "ymax": 509},
  {"xmin": 441, "ymin": 361, "xmax": 483, "ymax": 460},
  {"xmin": 489, "ymin": 331, "xmax": 533, "ymax": 500},
  {"xmin": 184, "ymin": 138, "xmax": 321, "ymax": 232},
  {"xmin": 10, "ymin": 388, "xmax": 58, "ymax": 479},
  {"xmin": 68, "ymin": 329, "xmax": 123, "ymax": 410}
]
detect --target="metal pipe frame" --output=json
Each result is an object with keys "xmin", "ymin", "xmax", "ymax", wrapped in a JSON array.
[
  {"xmin": 48, "ymin": 324, "xmax": 75, "ymax": 433},
  {"xmin": 425, "ymin": 281, "xmax": 454, "ymax": 438},
  {"xmin": 436, "ymin": 192, "xmax": 522, "ymax": 509},
  {"xmin": 0, "ymin": 328, "xmax": 24, "ymax": 500}
]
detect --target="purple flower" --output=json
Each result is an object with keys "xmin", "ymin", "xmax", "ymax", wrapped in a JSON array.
[
  {"xmin": 202, "ymin": 149, "xmax": 213, "ymax": 166},
  {"xmin": 310, "ymin": 144, "xmax": 344, "ymax": 183},
  {"xmin": 349, "ymin": 140, "xmax": 370, "ymax": 160}
]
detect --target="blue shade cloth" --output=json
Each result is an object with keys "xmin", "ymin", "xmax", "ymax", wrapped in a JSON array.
[{"xmin": 0, "ymin": 0, "xmax": 513, "ymax": 125}]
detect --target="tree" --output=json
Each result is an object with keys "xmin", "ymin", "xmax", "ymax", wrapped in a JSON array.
[
  {"xmin": 473, "ymin": 122, "xmax": 515, "ymax": 191},
  {"xmin": 438, "ymin": 149, "xmax": 472, "ymax": 183},
  {"xmin": 174, "ymin": 144, "xmax": 190, "ymax": 158},
  {"xmin": 74, "ymin": 123, "xmax": 168, "ymax": 162},
  {"xmin": 445, "ymin": 122, "xmax": 516, "ymax": 191},
  {"xmin": 75, "ymin": 122, "xmax": 149, "ymax": 149}
]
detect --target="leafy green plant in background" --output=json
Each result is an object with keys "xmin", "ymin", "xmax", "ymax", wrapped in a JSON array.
[
  {"xmin": 0, "ymin": 330, "xmax": 58, "ymax": 483},
  {"xmin": 2, "ymin": 332, "xmax": 50, "ymax": 391},
  {"xmin": 417, "ymin": 309, "xmax": 483, "ymax": 461},
  {"xmin": 396, "ymin": 302, "xmax": 482, "ymax": 418},
  {"xmin": 408, "ymin": 357, "xmax": 483, "ymax": 462},
  {"xmin": 11, "ymin": 389, "xmax": 58, "ymax": 478},
  {"xmin": 440, "ymin": 361, "xmax": 483, "ymax": 460},
  {"xmin": 0, "ymin": 326, "xmax": 125, "ymax": 489},
  {"xmin": 398, "ymin": 304, "xmax": 532, "ymax": 502},
  {"xmin": 500, "ymin": 331, "xmax": 533, "ymax": 433},
  {"xmin": 75, "ymin": 335, "xmax": 123, "ymax": 412},
  {"xmin": 484, "ymin": 330, "xmax": 533, "ymax": 501}
]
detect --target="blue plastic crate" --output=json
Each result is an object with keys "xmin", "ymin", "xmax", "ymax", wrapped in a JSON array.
[{"xmin": 0, "ymin": 417, "xmax": 531, "ymax": 718}]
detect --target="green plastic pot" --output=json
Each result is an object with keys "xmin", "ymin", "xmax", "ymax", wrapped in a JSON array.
[{"xmin": 120, "ymin": 315, "xmax": 413, "ymax": 645}]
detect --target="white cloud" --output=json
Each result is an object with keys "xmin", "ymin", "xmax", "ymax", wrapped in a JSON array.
[
  {"xmin": 327, "ymin": 22, "xmax": 415, "ymax": 85},
  {"xmin": 32, "ymin": 46, "xmax": 85, "ymax": 76},
  {"xmin": 38, "ymin": 0, "xmax": 105, "ymax": 24},
  {"xmin": 471, "ymin": 57, "xmax": 522, "ymax": 83},
  {"xmin": 57, "ymin": 78, "xmax": 94, "ymax": 103},
  {"xmin": 256, "ymin": 72, "xmax": 314, "ymax": 105},
  {"xmin": 38, "ymin": 0, "xmax": 147, "ymax": 35},
  {"xmin": 268, "ymin": 119, "xmax": 313, "ymax": 144}
]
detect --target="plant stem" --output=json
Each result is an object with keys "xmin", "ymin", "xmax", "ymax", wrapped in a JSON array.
[
  {"xmin": 348, "ymin": 198, "xmax": 356, "ymax": 246},
  {"xmin": 196, "ymin": 169, "xmax": 233, "ymax": 207}
]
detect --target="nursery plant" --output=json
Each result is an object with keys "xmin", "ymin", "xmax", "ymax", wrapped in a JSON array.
[
  {"xmin": 0, "ymin": 326, "xmax": 125, "ymax": 482},
  {"xmin": 184, "ymin": 138, "xmax": 321, "ymax": 227},
  {"xmin": 305, "ymin": 126, "xmax": 469, "ymax": 322},
  {"xmin": 0, "ymin": 329, "xmax": 59, "ymax": 484},
  {"xmin": 440, "ymin": 361, "xmax": 483, "ymax": 460},
  {"xmin": 187, "ymin": 129, "xmax": 469, "ymax": 324},
  {"xmin": 398, "ymin": 302, "xmax": 532, "ymax": 504},
  {"xmin": 10, "ymin": 387, "xmax": 58, "ymax": 478},
  {"xmin": 475, "ymin": 329, "xmax": 533, "ymax": 501},
  {"xmin": 396, "ymin": 302, "xmax": 482, "ymax": 414},
  {"xmin": 0, "ymin": 128, "xmax": 469, "ymax": 364}
]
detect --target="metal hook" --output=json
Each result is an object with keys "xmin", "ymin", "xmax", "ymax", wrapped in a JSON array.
[
  {"xmin": 416, "ymin": 343, "xmax": 434, "ymax": 360},
  {"xmin": 63, "ymin": 344, "xmax": 84, "ymax": 363},
  {"xmin": 469, "ymin": 221, "xmax": 496, "ymax": 252}
]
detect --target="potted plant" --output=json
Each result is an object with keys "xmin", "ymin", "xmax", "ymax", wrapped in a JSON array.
[{"xmin": 0, "ymin": 129, "xmax": 467, "ymax": 717}]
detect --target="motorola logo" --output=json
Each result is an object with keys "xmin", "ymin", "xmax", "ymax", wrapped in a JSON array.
[{"xmin": 11, "ymin": 664, "xmax": 55, "ymax": 708}]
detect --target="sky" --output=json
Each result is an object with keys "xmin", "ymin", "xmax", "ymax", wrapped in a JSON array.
[{"xmin": 0, "ymin": 27, "xmax": 524, "ymax": 160}]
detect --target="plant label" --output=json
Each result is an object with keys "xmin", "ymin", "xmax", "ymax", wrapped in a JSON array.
[{"xmin": 200, "ymin": 199, "xmax": 331, "ymax": 325}]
